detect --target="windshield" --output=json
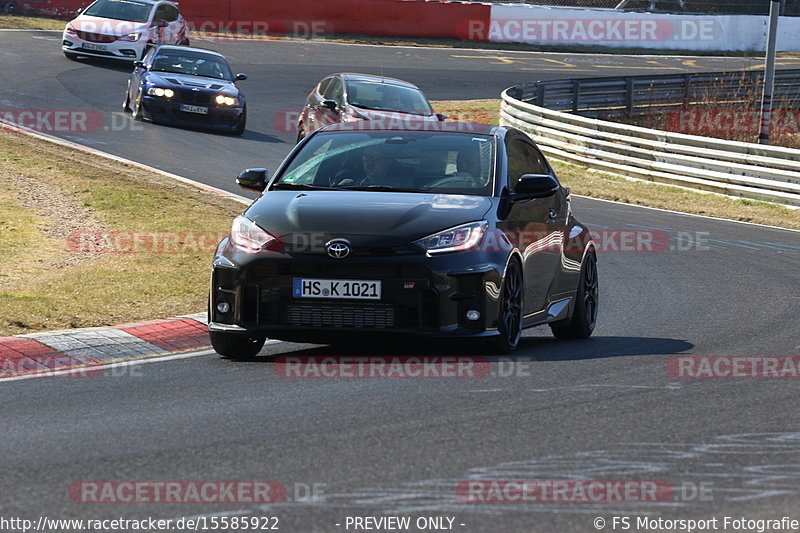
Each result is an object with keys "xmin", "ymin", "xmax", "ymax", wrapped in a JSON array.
[
  {"xmin": 274, "ymin": 131, "xmax": 495, "ymax": 196},
  {"xmin": 83, "ymin": 0, "xmax": 153, "ymax": 22},
  {"xmin": 150, "ymin": 51, "xmax": 233, "ymax": 80},
  {"xmin": 345, "ymin": 81, "xmax": 433, "ymax": 116}
]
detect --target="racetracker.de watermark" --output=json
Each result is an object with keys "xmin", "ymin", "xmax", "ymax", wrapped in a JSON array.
[
  {"xmin": 274, "ymin": 356, "xmax": 491, "ymax": 379},
  {"xmin": 666, "ymin": 356, "xmax": 800, "ymax": 379},
  {"xmin": 69, "ymin": 481, "xmax": 287, "ymax": 504},
  {"xmin": 459, "ymin": 18, "xmax": 719, "ymax": 42},
  {"xmin": 188, "ymin": 20, "xmax": 330, "ymax": 41},
  {"xmin": 456, "ymin": 480, "xmax": 675, "ymax": 503},
  {"xmin": 667, "ymin": 109, "xmax": 800, "ymax": 136},
  {"xmin": 0, "ymin": 110, "xmax": 141, "ymax": 133}
]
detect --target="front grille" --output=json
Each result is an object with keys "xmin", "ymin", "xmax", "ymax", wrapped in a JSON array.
[
  {"xmin": 287, "ymin": 303, "xmax": 401, "ymax": 329},
  {"xmin": 178, "ymin": 90, "xmax": 212, "ymax": 105},
  {"xmin": 258, "ymin": 283, "xmax": 424, "ymax": 330},
  {"xmin": 77, "ymin": 31, "xmax": 117, "ymax": 43}
]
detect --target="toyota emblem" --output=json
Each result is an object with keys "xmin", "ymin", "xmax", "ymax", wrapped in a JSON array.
[{"xmin": 326, "ymin": 240, "xmax": 351, "ymax": 259}]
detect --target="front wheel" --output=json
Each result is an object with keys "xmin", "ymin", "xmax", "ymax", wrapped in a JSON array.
[
  {"xmin": 551, "ymin": 249, "xmax": 598, "ymax": 339},
  {"xmin": 487, "ymin": 258, "xmax": 523, "ymax": 354},
  {"xmin": 64, "ymin": 52, "xmax": 78, "ymax": 60},
  {"xmin": 210, "ymin": 331, "xmax": 267, "ymax": 359},
  {"xmin": 232, "ymin": 112, "xmax": 246, "ymax": 136}
]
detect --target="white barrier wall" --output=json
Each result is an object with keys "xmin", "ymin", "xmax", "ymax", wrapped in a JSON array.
[{"xmin": 482, "ymin": 4, "xmax": 800, "ymax": 52}]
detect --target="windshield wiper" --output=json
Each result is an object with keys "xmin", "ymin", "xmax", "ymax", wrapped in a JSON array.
[
  {"xmin": 338, "ymin": 185, "xmax": 427, "ymax": 193},
  {"xmin": 271, "ymin": 183, "xmax": 335, "ymax": 191}
]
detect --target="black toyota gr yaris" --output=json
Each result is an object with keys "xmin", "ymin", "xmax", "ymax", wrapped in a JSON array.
[{"xmin": 209, "ymin": 122, "xmax": 598, "ymax": 357}]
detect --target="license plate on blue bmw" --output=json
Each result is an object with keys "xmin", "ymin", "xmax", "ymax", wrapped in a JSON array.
[
  {"xmin": 180, "ymin": 104, "xmax": 208, "ymax": 115},
  {"xmin": 293, "ymin": 279, "xmax": 381, "ymax": 300}
]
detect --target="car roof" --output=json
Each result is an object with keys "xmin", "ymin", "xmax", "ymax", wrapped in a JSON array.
[
  {"xmin": 334, "ymin": 73, "xmax": 421, "ymax": 90},
  {"xmin": 154, "ymin": 45, "xmax": 225, "ymax": 58},
  {"xmin": 317, "ymin": 120, "xmax": 500, "ymax": 136}
]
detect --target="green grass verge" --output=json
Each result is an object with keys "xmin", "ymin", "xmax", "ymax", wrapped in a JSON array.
[
  {"xmin": 0, "ymin": 132, "xmax": 243, "ymax": 336},
  {"xmin": 432, "ymin": 99, "xmax": 800, "ymax": 231}
]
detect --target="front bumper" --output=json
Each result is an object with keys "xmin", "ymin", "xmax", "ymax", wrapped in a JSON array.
[
  {"xmin": 209, "ymin": 239, "xmax": 509, "ymax": 343},
  {"xmin": 139, "ymin": 95, "xmax": 245, "ymax": 132},
  {"xmin": 62, "ymin": 35, "xmax": 145, "ymax": 60}
]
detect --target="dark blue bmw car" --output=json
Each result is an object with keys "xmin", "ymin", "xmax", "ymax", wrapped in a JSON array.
[{"xmin": 124, "ymin": 45, "xmax": 247, "ymax": 135}]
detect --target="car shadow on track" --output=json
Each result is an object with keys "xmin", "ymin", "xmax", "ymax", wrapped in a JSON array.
[
  {"xmin": 229, "ymin": 335, "xmax": 694, "ymax": 363},
  {"xmin": 63, "ymin": 56, "xmax": 135, "ymax": 74}
]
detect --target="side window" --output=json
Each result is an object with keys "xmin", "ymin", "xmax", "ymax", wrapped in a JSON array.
[
  {"xmin": 323, "ymin": 77, "xmax": 344, "ymax": 107},
  {"xmin": 161, "ymin": 5, "xmax": 178, "ymax": 21},
  {"xmin": 316, "ymin": 78, "xmax": 331, "ymax": 97},
  {"xmin": 143, "ymin": 46, "xmax": 157, "ymax": 65},
  {"xmin": 506, "ymin": 138, "xmax": 550, "ymax": 190}
]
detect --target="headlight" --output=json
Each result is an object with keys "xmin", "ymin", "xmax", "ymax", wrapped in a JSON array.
[
  {"xmin": 66, "ymin": 25, "xmax": 78, "ymax": 35},
  {"xmin": 147, "ymin": 87, "xmax": 174, "ymax": 98},
  {"xmin": 231, "ymin": 216, "xmax": 279, "ymax": 253},
  {"xmin": 215, "ymin": 94, "xmax": 238, "ymax": 106},
  {"xmin": 414, "ymin": 221, "xmax": 488, "ymax": 254},
  {"xmin": 120, "ymin": 32, "xmax": 141, "ymax": 41}
]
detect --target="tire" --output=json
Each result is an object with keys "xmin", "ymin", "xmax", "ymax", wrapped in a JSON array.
[
  {"xmin": 296, "ymin": 122, "xmax": 307, "ymax": 143},
  {"xmin": 487, "ymin": 258, "xmax": 523, "ymax": 354},
  {"xmin": 64, "ymin": 52, "xmax": 78, "ymax": 60},
  {"xmin": 178, "ymin": 37, "xmax": 190, "ymax": 46},
  {"xmin": 232, "ymin": 113, "xmax": 246, "ymax": 136},
  {"xmin": 210, "ymin": 331, "xmax": 267, "ymax": 359},
  {"xmin": 551, "ymin": 249, "xmax": 598, "ymax": 339}
]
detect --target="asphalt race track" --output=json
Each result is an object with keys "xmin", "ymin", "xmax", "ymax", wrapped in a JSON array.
[{"xmin": 2, "ymin": 30, "xmax": 800, "ymax": 532}]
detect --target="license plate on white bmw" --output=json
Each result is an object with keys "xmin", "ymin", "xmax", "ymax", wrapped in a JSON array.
[
  {"xmin": 82, "ymin": 43, "xmax": 107, "ymax": 51},
  {"xmin": 293, "ymin": 279, "xmax": 381, "ymax": 300},
  {"xmin": 180, "ymin": 104, "xmax": 209, "ymax": 115}
]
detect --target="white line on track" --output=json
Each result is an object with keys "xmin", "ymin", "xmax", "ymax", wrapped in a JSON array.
[{"xmin": 1, "ymin": 28, "xmax": 794, "ymax": 61}]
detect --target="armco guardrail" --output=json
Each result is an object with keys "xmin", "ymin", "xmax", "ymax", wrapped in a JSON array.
[
  {"xmin": 501, "ymin": 72, "xmax": 800, "ymax": 207},
  {"xmin": 507, "ymin": 70, "xmax": 800, "ymax": 119}
]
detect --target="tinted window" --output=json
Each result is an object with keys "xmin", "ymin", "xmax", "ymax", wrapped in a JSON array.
[
  {"xmin": 150, "ymin": 51, "xmax": 233, "ymax": 80},
  {"xmin": 345, "ymin": 81, "xmax": 433, "ymax": 116},
  {"xmin": 83, "ymin": 0, "xmax": 153, "ymax": 22},
  {"xmin": 276, "ymin": 131, "xmax": 495, "ymax": 196},
  {"xmin": 506, "ymin": 138, "xmax": 550, "ymax": 190},
  {"xmin": 154, "ymin": 4, "xmax": 178, "ymax": 21},
  {"xmin": 316, "ymin": 78, "xmax": 332, "ymax": 97},
  {"xmin": 323, "ymin": 77, "xmax": 343, "ymax": 106}
]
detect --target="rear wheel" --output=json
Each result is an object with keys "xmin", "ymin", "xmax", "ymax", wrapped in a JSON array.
[
  {"xmin": 551, "ymin": 249, "xmax": 598, "ymax": 339},
  {"xmin": 210, "ymin": 331, "xmax": 267, "ymax": 359},
  {"xmin": 487, "ymin": 258, "xmax": 523, "ymax": 354}
]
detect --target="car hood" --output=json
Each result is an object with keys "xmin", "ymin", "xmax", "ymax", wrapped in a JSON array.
[
  {"xmin": 69, "ymin": 15, "xmax": 148, "ymax": 36},
  {"xmin": 245, "ymin": 191, "xmax": 493, "ymax": 250},
  {"xmin": 147, "ymin": 72, "xmax": 237, "ymax": 94}
]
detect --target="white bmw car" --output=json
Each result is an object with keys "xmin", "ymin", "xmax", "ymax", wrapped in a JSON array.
[{"xmin": 62, "ymin": 0, "xmax": 189, "ymax": 61}]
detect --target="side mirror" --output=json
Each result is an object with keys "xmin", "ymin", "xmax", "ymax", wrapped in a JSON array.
[
  {"xmin": 132, "ymin": 60, "xmax": 144, "ymax": 68},
  {"xmin": 436, "ymin": 113, "xmax": 447, "ymax": 121},
  {"xmin": 235, "ymin": 73, "xmax": 248, "ymax": 81},
  {"xmin": 76, "ymin": 7, "xmax": 83, "ymax": 14},
  {"xmin": 321, "ymin": 100, "xmax": 338, "ymax": 111},
  {"xmin": 513, "ymin": 174, "xmax": 560, "ymax": 199},
  {"xmin": 236, "ymin": 168, "xmax": 268, "ymax": 192}
]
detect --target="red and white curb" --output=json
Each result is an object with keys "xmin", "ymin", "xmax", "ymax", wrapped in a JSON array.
[{"xmin": 0, "ymin": 313, "xmax": 212, "ymax": 379}]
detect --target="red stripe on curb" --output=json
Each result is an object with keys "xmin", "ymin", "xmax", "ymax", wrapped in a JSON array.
[
  {"xmin": 0, "ymin": 338, "xmax": 63, "ymax": 376},
  {"xmin": 121, "ymin": 318, "xmax": 211, "ymax": 352}
]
